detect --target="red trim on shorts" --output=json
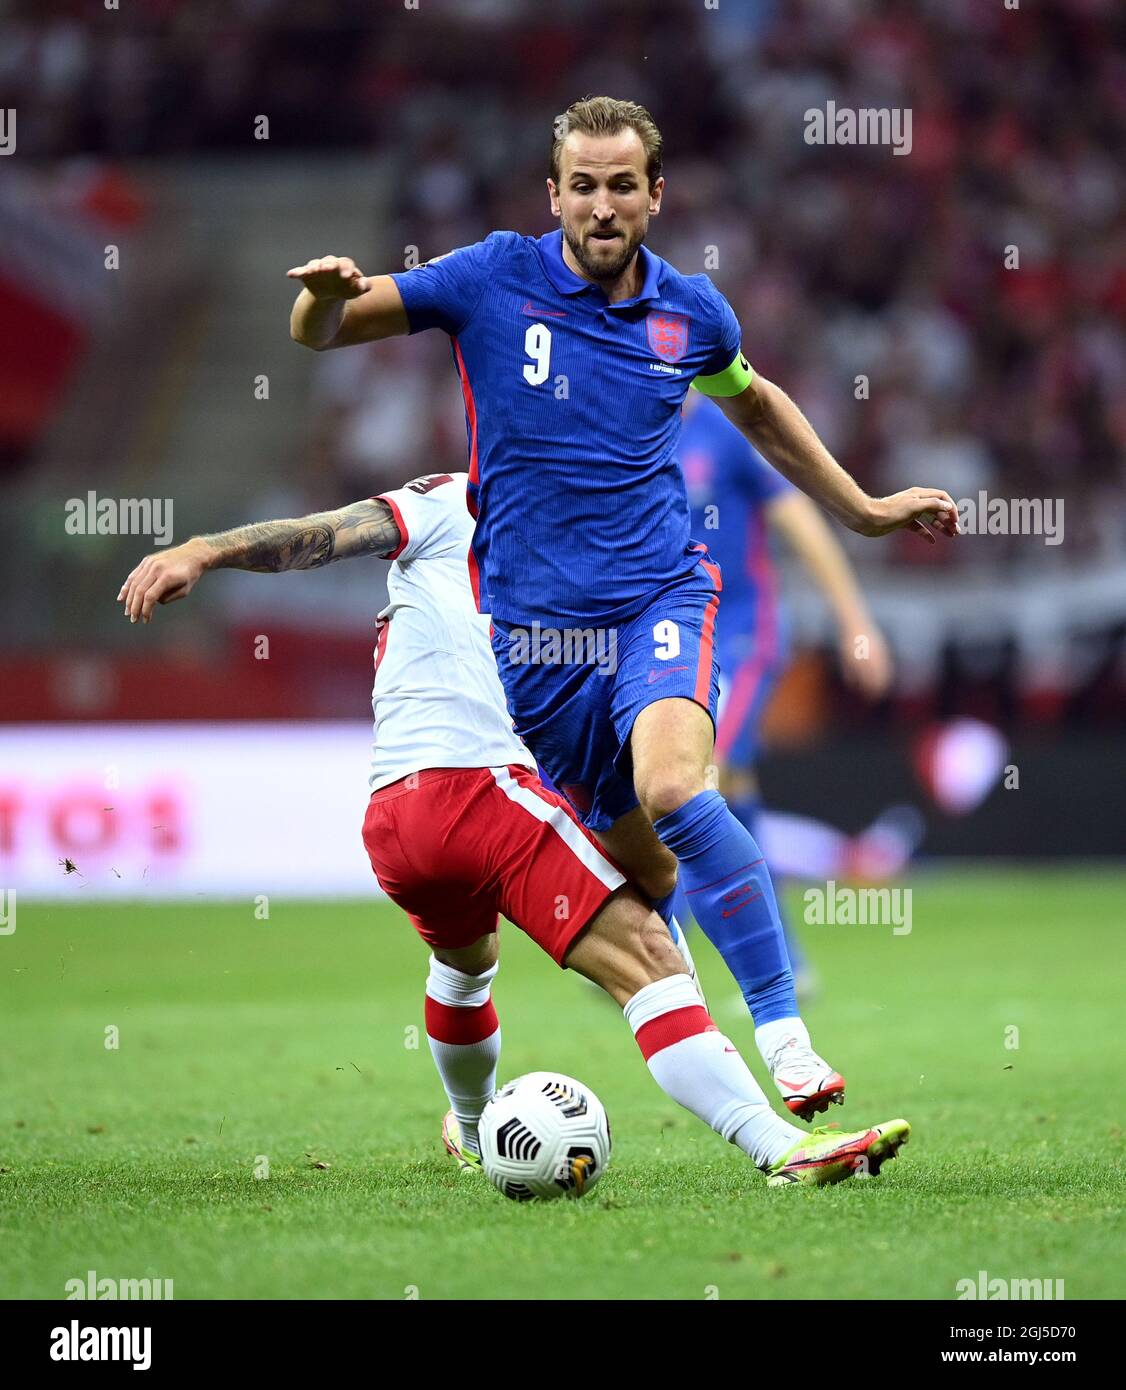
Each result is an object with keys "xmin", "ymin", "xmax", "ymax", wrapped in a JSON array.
[
  {"xmin": 692, "ymin": 542, "xmax": 724, "ymax": 595},
  {"xmin": 694, "ymin": 594, "xmax": 720, "ymax": 706},
  {"xmin": 634, "ymin": 1004, "xmax": 718, "ymax": 1061},
  {"xmin": 425, "ymin": 995, "xmax": 499, "ymax": 1046},
  {"xmin": 689, "ymin": 544, "xmax": 722, "ymax": 707},
  {"xmin": 374, "ymin": 494, "xmax": 410, "ymax": 560}
]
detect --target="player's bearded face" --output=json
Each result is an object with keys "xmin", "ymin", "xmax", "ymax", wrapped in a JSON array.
[
  {"xmin": 560, "ymin": 209, "xmax": 648, "ymax": 283},
  {"xmin": 553, "ymin": 132, "xmax": 657, "ymax": 283}
]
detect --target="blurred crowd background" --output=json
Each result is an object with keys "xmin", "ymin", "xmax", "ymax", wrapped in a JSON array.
[{"xmin": 1, "ymin": 0, "xmax": 1123, "ymax": 856}]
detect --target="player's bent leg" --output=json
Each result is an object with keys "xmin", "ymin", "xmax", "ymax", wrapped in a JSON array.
[
  {"xmin": 428, "ymin": 946, "xmax": 500, "ymax": 1169},
  {"xmin": 427, "ymin": 935, "xmax": 502, "ymax": 1169},
  {"xmin": 593, "ymin": 807, "xmax": 704, "ymax": 998},
  {"xmin": 630, "ymin": 695, "xmax": 712, "ymax": 822},
  {"xmin": 471, "ymin": 775, "xmax": 798, "ymax": 1173},
  {"xmin": 563, "ymin": 885, "xmax": 685, "ymax": 1005},
  {"xmin": 564, "ymin": 889, "xmax": 805, "ymax": 1173},
  {"xmin": 416, "ymin": 764, "xmax": 875, "ymax": 1182},
  {"xmin": 632, "ymin": 698, "xmax": 793, "ymax": 1023},
  {"xmin": 631, "ymin": 698, "xmax": 844, "ymax": 1119},
  {"xmin": 361, "ymin": 771, "xmax": 506, "ymax": 1170}
]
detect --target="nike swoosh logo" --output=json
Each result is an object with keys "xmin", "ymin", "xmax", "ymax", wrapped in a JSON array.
[
  {"xmin": 521, "ymin": 300, "xmax": 568, "ymax": 318},
  {"xmin": 777, "ymin": 1077, "xmax": 811, "ymax": 1093},
  {"xmin": 647, "ymin": 665, "xmax": 690, "ymax": 684}
]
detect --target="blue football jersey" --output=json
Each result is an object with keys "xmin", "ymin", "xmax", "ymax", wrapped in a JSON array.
[
  {"xmin": 391, "ymin": 229, "xmax": 742, "ymax": 626},
  {"xmin": 679, "ymin": 395, "xmax": 796, "ymax": 610}
]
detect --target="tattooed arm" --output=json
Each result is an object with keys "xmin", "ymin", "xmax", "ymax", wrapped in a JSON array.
[
  {"xmin": 197, "ymin": 499, "xmax": 401, "ymax": 573},
  {"xmin": 117, "ymin": 499, "xmax": 401, "ymax": 624}
]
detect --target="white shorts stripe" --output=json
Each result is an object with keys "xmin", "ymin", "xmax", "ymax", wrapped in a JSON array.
[{"xmin": 488, "ymin": 767, "xmax": 625, "ymax": 893}]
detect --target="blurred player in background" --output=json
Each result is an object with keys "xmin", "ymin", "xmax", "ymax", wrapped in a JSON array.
[
  {"xmin": 286, "ymin": 95, "xmax": 958, "ymax": 1121},
  {"xmin": 679, "ymin": 391, "xmax": 921, "ymax": 997},
  {"xmin": 116, "ymin": 473, "xmax": 911, "ymax": 1188}
]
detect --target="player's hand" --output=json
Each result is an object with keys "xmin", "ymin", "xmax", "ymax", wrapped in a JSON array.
[
  {"xmin": 858, "ymin": 488, "xmax": 960, "ymax": 543},
  {"xmin": 839, "ymin": 621, "xmax": 893, "ymax": 699},
  {"xmin": 117, "ymin": 539, "xmax": 211, "ymax": 624},
  {"xmin": 285, "ymin": 255, "xmax": 371, "ymax": 300}
]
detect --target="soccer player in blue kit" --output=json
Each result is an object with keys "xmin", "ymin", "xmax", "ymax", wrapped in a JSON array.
[{"xmin": 288, "ymin": 96, "xmax": 958, "ymax": 1122}]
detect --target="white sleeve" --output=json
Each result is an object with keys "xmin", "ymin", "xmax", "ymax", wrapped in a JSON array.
[{"xmin": 374, "ymin": 473, "xmax": 470, "ymax": 562}]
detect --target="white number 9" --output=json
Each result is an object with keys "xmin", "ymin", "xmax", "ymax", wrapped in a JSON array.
[
  {"xmin": 653, "ymin": 620, "xmax": 681, "ymax": 660},
  {"xmin": 523, "ymin": 323, "xmax": 552, "ymax": 385}
]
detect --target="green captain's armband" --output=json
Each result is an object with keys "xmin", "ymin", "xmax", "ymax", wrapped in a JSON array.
[{"xmin": 691, "ymin": 351, "xmax": 755, "ymax": 398}]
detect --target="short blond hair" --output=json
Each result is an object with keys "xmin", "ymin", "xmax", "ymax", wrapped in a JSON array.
[{"xmin": 550, "ymin": 96, "xmax": 663, "ymax": 191}]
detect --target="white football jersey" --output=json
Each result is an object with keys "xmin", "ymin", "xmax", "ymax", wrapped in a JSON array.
[{"xmin": 368, "ymin": 472, "xmax": 535, "ymax": 790}]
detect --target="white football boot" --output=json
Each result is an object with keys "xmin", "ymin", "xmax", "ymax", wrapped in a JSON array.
[{"xmin": 764, "ymin": 1034, "xmax": 846, "ymax": 1121}]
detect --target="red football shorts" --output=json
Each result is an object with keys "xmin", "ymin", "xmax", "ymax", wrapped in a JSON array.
[{"xmin": 361, "ymin": 764, "xmax": 626, "ymax": 965}]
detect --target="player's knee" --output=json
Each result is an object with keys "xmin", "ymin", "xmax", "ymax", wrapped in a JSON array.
[
  {"xmin": 636, "ymin": 765, "xmax": 706, "ymax": 824},
  {"xmin": 610, "ymin": 919, "xmax": 684, "ymax": 1003},
  {"xmin": 566, "ymin": 896, "xmax": 684, "ymax": 1006},
  {"xmin": 636, "ymin": 916, "xmax": 685, "ymax": 979}
]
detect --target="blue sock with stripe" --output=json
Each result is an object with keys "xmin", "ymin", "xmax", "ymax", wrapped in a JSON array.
[
  {"xmin": 654, "ymin": 790, "xmax": 798, "ymax": 1024},
  {"xmin": 728, "ymin": 795, "xmax": 807, "ymax": 977}
]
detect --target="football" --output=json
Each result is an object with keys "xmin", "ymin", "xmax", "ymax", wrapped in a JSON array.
[{"xmin": 478, "ymin": 1072, "xmax": 611, "ymax": 1201}]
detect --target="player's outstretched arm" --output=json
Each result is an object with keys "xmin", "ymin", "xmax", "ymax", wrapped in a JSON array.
[
  {"xmin": 767, "ymin": 491, "xmax": 893, "ymax": 698},
  {"xmin": 287, "ymin": 255, "xmax": 409, "ymax": 350},
  {"xmin": 714, "ymin": 371, "xmax": 959, "ymax": 544},
  {"xmin": 116, "ymin": 499, "xmax": 402, "ymax": 623}
]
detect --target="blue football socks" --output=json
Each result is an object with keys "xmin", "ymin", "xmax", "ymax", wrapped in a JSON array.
[
  {"xmin": 654, "ymin": 790, "xmax": 798, "ymax": 1024},
  {"xmin": 728, "ymin": 794, "xmax": 807, "ymax": 977}
]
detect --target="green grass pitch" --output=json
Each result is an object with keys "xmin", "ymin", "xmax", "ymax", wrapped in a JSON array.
[{"xmin": 1, "ymin": 868, "xmax": 1123, "ymax": 1300}]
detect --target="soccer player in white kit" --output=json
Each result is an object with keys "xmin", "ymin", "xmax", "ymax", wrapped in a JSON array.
[{"xmin": 117, "ymin": 471, "xmax": 910, "ymax": 1188}]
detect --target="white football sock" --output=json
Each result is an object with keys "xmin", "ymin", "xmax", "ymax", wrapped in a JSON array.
[
  {"xmin": 424, "ymin": 956, "xmax": 501, "ymax": 1155},
  {"xmin": 624, "ymin": 974, "xmax": 803, "ymax": 1169}
]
